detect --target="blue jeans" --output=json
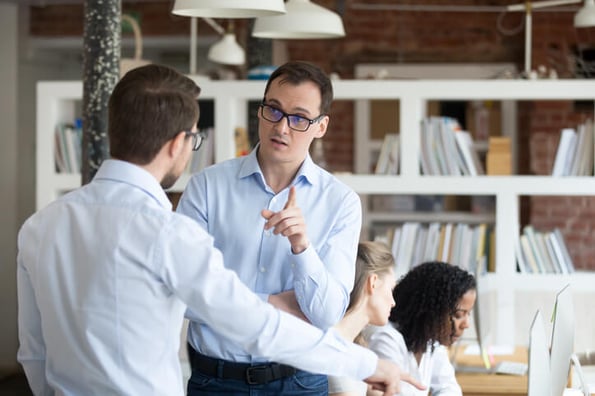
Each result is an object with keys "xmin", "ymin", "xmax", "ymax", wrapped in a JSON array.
[
  {"xmin": 187, "ymin": 364, "xmax": 328, "ymax": 396},
  {"xmin": 187, "ymin": 345, "xmax": 328, "ymax": 396}
]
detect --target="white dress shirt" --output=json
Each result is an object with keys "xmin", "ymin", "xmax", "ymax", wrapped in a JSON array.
[
  {"xmin": 177, "ymin": 147, "xmax": 362, "ymax": 362},
  {"xmin": 17, "ymin": 159, "xmax": 376, "ymax": 396},
  {"xmin": 328, "ymin": 375, "xmax": 368, "ymax": 395},
  {"xmin": 363, "ymin": 324, "xmax": 462, "ymax": 396}
]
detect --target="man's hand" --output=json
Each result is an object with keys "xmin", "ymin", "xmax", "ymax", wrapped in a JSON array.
[
  {"xmin": 261, "ymin": 186, "xmax": 309, "ymax": 254},
  {"xmin": 364, "ymin": 359, "xmax": 426, "ymax": 396},
  {"xmin": 267, "ymin": 290, "xmax": 309, "ymax": 323}
]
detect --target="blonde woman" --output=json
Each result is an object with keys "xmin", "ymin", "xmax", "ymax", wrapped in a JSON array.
[{"xmin": 329, "ymin": 241, "xmax": 400, "ymax": 396}]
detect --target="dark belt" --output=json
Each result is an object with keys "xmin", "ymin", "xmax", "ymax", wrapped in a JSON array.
[{"xmin": 189, "ymin": 347, "xmax": 297, "ymax": 385}]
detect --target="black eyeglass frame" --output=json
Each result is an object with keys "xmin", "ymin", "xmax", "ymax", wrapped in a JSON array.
[
  {"xmin": 184, "ymin": 130, "xmax": 207, "ymax": 151},
  {"xmin": 259, "ymin": 103, "xmax": 325, "ymax": 132}
]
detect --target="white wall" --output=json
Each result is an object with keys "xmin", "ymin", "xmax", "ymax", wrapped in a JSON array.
[{"xmin": 0, "ymin": 2, "xmax": 20, "ymax": 372}]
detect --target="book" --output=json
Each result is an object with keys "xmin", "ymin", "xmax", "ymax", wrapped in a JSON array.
[
  {"xmin": 439, "ymin": 222, "xmax": 454, "ymax": 262},
  {"xmin": 386, "ymin": 134, "xmax": 400, "ymax": 175},
  {"xmin": 395, "ymin": 222, "xmax": 420, "ymax": 277},
  {"xmin": 423, "ymin": 222, "xmax": 442, "ymax": 261},
  {"xmin": 515, "ymin": 239, "xmax": 529, "ymax": 273},
  {"xmin": 522, "ymin": 225, "xmax": 547, "ymax": 273},
  {"xmin": 440, "ymin": 117, "xmax": 463, "ymax": 175},
  {"xmin": 552, "ymin": 228, "xmax": 575, "ymax": 274},
  {"xmin": 551, "ymin": 128, "xmax": 577, "ymax": 176},
  {"xmin": 454, "ymin": 130, "xmax": 485, "ymax": 176},
  {"xmin": 580, "ymin": 119, "xmax": 594, "ymax": 176},
  {"xmin": 520, "ymin": 234, "xmax": 539, "ymax": 273},
  {"xmin": 375, "ymin": 134, "xmax": 396, "ymax": 174}
]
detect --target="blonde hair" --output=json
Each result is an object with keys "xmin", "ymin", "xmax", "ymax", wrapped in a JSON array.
[{"xmin": 347, "ymin": 241, "xmax": 395, "ymax": 346}]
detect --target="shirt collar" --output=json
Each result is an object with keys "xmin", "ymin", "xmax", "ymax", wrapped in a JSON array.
[
  {"xmin": 238, "ymin": 144, "xmax": 318, "ymax": 187},
  {"xmin": 94, "ymin": 159, "xmax": 173, "ymax": 210}
]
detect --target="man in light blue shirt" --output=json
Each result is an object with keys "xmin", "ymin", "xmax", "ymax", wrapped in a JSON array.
[
  {"xmin": 17, "ymin": 64, "xmax": 421, "ymax": 396},
  {"xmin": 177, "ymin": 61, "xmax": 363, "ymax": 395}
]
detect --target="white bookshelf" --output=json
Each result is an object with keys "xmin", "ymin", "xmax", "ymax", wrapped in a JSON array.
[{"xmin": 37, "ymin": 78, "xmax": 595, "ymax": 351}]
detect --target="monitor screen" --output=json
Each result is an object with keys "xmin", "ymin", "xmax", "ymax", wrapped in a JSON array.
[
  {"xmin": 528, "ymin": 309, "xmax": 551, "ymax": 396},
  {"xmin": 549, "ymin": 284, "xmax": 574, "ymax": 396}
]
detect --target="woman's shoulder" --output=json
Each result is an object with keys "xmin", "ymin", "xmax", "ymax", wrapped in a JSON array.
[{"xmin": 363, "ymin": 323, "xmax": 404, "ymax": 342}]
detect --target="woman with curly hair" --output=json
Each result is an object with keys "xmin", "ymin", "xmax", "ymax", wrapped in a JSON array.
[{"xmin": 364, "ymin": 261, "xmax": 476, "ymax": 396}]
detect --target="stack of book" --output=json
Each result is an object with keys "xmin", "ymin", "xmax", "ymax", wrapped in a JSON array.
[
  {"xmin": 516, "ymin": 226, "xmax": 575, "ymax": 274},
  {"xmin": 551, "ymin": 120, "xmax": 594, "ymax": 176},
  {"xmin": 374, "ymin": 222, "xmax": 491, "ymax": 278},
  {"xmin": 419, "ymin": 116, "xmax": 485, "ymax": 176},
  {"xmin": 54, "ymin": 121, "xmax": 83, "ymax": 173}
]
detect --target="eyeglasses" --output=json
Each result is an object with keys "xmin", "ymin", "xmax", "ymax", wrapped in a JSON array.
[
  {"xmin": 259, "ymin": 103, "xmax": 325, "ymax": 132},
  {"xmin": 184, "ymin": 130, "xmax": 207, "ymax": 151}
]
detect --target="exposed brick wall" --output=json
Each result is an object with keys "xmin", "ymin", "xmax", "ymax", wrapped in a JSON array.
[{"xmin": 29, "ymin": 0, "xmax": 595, "ymax": 269}]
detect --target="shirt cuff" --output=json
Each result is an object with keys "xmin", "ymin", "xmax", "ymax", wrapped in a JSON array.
[{"xmin": 289, "ymin": 245, "xmax": 320, "ymax": 278}]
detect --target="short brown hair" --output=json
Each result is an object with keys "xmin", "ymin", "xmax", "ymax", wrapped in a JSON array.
[
  {"xmin": 108, "ymin": 64, "xmax": 201, "ymax": 164},
  {"xmin": 263, "ymin": 61, "xmax": 333, "ymax": 115}
]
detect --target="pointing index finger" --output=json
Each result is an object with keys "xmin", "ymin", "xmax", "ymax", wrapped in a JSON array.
[{"xmin": 284, "ymin": 186, "xmax": 296, "ymax": 209}]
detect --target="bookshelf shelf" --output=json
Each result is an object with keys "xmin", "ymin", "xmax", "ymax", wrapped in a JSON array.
[
  {"xmin": 366, "ymin": 210, "xmax": 496, "ymax": 224},
  {"xmin": 37, "ymin": 78, "xmax": 595, "ymax": 351}
]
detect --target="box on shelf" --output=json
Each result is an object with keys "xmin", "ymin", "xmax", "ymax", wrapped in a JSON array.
[{"xmin": 486, "ymin": 136, "xmax": 512, "ymax": 175}]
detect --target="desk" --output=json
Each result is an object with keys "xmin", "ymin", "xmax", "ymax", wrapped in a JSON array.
[{"xmin": 453, "ymin": 346, "xmax": 527, "ymax": 396}]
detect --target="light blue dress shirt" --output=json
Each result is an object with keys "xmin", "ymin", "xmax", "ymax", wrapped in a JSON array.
[
  {"xmin": 177, "ymin": 147, "xmax": 363, "ymax": 362},
  {"xmin": 17, "ymin": 159, "xmax": 375, "ymax": 396}
]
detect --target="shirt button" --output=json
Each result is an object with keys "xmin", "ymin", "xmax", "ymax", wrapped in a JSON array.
[
  {"xmin": 264, "ymin": 229, "xmax": 272, "ymax": 236},
  {"xmin": 291, "ymin": 263, "xmax": 296, "ymax": 268},
  {"xmin": 260, "ymin": 267, "xmax": 266, "ymax": 273}
]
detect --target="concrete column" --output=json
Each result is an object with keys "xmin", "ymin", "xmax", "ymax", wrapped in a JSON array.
[
  {"xmin": 82, "ymin": 0, "xmax": 121, "ymax": 183},
  {"xmin": 0, "ymin": 2, "xmax": 19, "ymax": 373}
]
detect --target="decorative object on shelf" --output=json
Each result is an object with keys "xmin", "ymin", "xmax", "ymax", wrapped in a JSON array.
[
  {"xmin": 252, "ymin": 0, "xmax": 345, "ymax": 39},
  {"xmin": 234, "ymin": 127, "xmax": 250, "ymax": 157},
  {"xmin": 505, "ymin": 0, "xmax": 595, "ymax": 75},
  {"xmin": 486, "ymin": 137, "xmax": 512, "ymax": 175},
  {"xmin": 120, "ymin": 14, "xmax": 151, "ymax": 77},
  {"xmin": 171, "ymin": 0, "xmax": 286, "ymax": 18},
  {"xmin": 206, "ymin": 21, "xmax": 245, "ymax": 66}
]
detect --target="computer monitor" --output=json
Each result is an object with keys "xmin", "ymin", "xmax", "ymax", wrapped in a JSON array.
[
  {"xmin": 528, "ymin": 309, "xmax": 551, "ymax": 396},
  {"xmin": 550, "ymin": 284, "xmax": 574, "ymax": 396}
]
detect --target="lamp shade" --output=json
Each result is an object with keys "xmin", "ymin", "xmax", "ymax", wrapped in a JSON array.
[
  {"xmin": 207, "ymin": 33, "xmax": 246, "ymax": 65},
  {"xmin": 574, "ymin": 0, "xmax": 595, "ymax": 27},
  {"xmin": 172, "ymin": 0, "xmax": 286, "ymax": 18},
  {"xmin": 252, "ymin": 0, "xmax": 345, "ymax": 39}
]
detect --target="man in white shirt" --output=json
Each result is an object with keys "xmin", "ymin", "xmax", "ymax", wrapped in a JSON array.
[{"xmin": 17, "ymin": 64, "xmax": 421, "ymax": 396}]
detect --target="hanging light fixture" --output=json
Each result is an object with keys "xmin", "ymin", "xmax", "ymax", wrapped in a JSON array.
[
  {"xmin": 252, "ymin": 0, "xmax": 345, "ymax": 39},
  {"xmin": 207, "ymin": 21, "xmax": 245, "ymax": 65},
  {"xmin": 172, "ymin": 0, "xmax": 286, "ymax": 18},
  {"xmin": 574, "ymin": 0, "xmax": 595, "ymax": 27},
  {"xmin": 506, "ymin": 0, "xmax": 595, "ymax": 74}
]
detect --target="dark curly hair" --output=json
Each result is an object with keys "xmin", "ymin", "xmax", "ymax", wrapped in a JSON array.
[{"xmin": 390, "ymin": 261, "xmax": 476, "ymax": 354}]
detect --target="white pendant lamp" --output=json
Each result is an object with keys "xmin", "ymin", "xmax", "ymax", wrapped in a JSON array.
[
  {"xmin": 208, "ymin": 33, "xmax": 246, "ymax": 65},
  {"xmin": 574, "ymin": 0, "xmax": 595, "ymax": 27},
  {"xmin": 172, "ymin": 0, "xmax": 286, "ymax": 18},
  {"xmin": 252, "ymin": 0, "xmax": 345, "ymax": 39}
]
